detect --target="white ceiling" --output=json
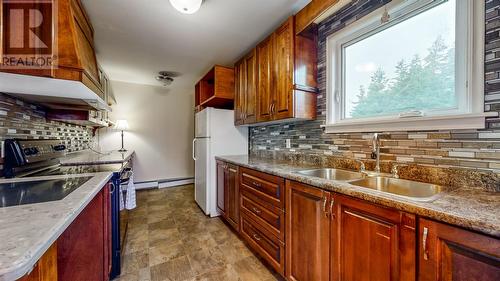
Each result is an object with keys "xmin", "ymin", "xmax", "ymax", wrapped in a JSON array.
[{"xmin": 82, "ymin": 0, "xmax": 310, "ymax": 92}]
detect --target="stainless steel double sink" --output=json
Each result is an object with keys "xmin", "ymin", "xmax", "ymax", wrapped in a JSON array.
[{"xmin": 295, "ymin": 168, "xmax": 444, "ymax": 202}]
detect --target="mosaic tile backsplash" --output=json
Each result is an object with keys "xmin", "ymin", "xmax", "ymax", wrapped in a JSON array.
[
  {"xmin": 0, "ymin": 93, "xmax": 94, "ymax": 162},
  {"xmin": 250, "ymin": 0, "xmax": 500, "ymax": 173}
]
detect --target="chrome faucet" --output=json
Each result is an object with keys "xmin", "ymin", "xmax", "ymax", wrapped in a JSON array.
[{"xmin": 371, "ymin": 133, "xmax": 382, "ymax": 173}]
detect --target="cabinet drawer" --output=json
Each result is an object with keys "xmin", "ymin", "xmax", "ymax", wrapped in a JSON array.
[
  {"xmin": 241, "ymin": 192, "xmax": 284, "ymax": 241},
  {"xmin": 241, "ymin": 214, "xmax": 285, "ymax": 276},
  {"xmin": 240, "ymin": 168, "xmax": 285, "ymax": 208}
]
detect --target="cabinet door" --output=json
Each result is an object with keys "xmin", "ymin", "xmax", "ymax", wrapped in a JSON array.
[
  {"xmin": 58, "ymin": 188, "xmax": 105, "ymax": 281},
  {"xmin": 332, "ymin": 194, "xmax": 416, "ymax": 281},
  {"xmin": 244, "ymin": 49, "xmax": 258, "ymax": 124},
  {"xmin": 273, "ymin": 17, "xmax": 295, "ymax": 120},
  {"xmin": 234, "ymin": 58, "xmax": 246, "ymax": 126},
  {"xmin": 216, "ymin": 161, "xmax": 226, "ymax": 217},
  {"xmin": 18, "ymin": 243, "xmax": 58, "ymax": 281},
  {"xmin": 225, "ymin": 164, "xmax": 240, "ymax": 232},
  {"xmin": 257, "ymin": 35, "xmax": 274, "ymax": 122},
  {"xmin": 418, "ymin": 218, "xmax": 500, "ymax": 281},
  {"xmin": 286, "ymin": 180, "xmax": 330, "ymax": 281}
]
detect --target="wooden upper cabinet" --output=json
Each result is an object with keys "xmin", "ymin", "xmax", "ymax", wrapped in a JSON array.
[
  {"xmin": 418, "ymin": 218, "xmax": 500, "ymax": 281},
  {"xmin": 255, "ymin": 16, "xmax": 317, "ymax": 124},
  {"xmin": 274, "ymin": 17, "xmax": 294, "ymax": 120},
  {"xmin": 286, "ymin": 180, "xmax": 330, "ymax": 281},
  {"xmin": 243, "ymin": 49, "xmax": 257, "ymax": 124},
  {"xmin": 234, "ymin": 58, "xmax": 246, "ymax": 125},
  {"xmin": 195, "ymin": 65, "xmax": 235, "ymax": 111},
  {"xmin": 331, "ymin": 194, "xmax": 416, "ymax": 281},
  {"xmin": 257, "ymin": 35, "xmax": 274, "ymax": 123},
  {"xmin": 234, "ymin": 49, "xmax": 257, "ymax": 125}
]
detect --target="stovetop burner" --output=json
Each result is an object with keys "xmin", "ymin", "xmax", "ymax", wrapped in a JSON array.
[{"xmin": 0, "ymin": 176, "xmax": 92, "ymax": 208}]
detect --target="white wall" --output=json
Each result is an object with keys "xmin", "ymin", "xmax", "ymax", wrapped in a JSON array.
[{"xmin": 98, "ymin": 80, "xmax": 194, "ymax": 182}]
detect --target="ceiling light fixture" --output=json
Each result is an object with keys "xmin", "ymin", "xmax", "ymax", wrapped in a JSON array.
[{"xmin": 169, "ymin": 0, "xmax": 203, "ymax": 14}]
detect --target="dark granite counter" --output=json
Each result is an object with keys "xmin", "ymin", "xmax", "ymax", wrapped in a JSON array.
[{"xmin": 216, "ymin": 155, "xmax": 500, "ymax": 238}]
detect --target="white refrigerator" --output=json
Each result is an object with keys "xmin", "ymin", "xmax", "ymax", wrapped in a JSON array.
[{"xmin": 193, "ymin": 108, "xmax": 248, "ymax": 217}]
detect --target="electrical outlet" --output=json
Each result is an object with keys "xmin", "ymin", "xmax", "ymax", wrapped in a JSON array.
[{"xmin": 285, "ymin": 139, "xmax": 291, "ymax": 149}]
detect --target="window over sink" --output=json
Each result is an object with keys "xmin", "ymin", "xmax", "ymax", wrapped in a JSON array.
[{"xmin": 325, "ymin": 0, "xmax": 492, "ymax": 133}]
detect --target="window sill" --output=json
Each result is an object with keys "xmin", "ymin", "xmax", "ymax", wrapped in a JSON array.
[{"xmin": 322, "ymin": 112, "xmax": 498, "ymax": 133}]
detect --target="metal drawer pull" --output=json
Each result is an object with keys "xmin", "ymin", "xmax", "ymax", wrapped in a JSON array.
[
  {"xmin": 423, "ymin": 227, "xmax": 429, "ymax": 261},
  {"xmin": 253, "ymin": 233, "xmax": 262, "ymax": 241},
  {"xmin": 252, "ymin": 181, "xmax": 262, "ymax": 188},
  {"xmin": 329, "ymin": 197, "xmax": 335, "ymax": 219},
  {"xmin": 252, "ymin": 207, "xmax": 261, "ymax": 214}
]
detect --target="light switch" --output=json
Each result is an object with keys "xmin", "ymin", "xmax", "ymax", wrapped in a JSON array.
[{"xmin": 285, "ymin": 139, "xmax": 291, "ymax": 149}]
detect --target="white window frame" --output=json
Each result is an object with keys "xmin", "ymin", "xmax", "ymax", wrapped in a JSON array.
[{"xmin": 324, "ymin": 0, "xmax": 495, "ymax": 133}]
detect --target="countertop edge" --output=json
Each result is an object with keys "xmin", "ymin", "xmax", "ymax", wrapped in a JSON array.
[
  {"xmin": 216, "ymin": 156, "xmax": 500, "ymax": 238},
  {"xmin": 0, "ymin": 172, "xmax": 113, "ymax": 281},
  {"xmin": 60, "ymin": 150, "xmax": 135, "ymax": 166}
]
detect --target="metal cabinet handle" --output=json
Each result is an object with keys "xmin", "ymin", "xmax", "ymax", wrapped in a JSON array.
[
  {"xmin": 253, "ymin": 233, "xmax": 261, "ymax": 241},
  {"xmin": 252, "ymin": 181, "xmax": 261, "ymax": 188},
  {"xmin": 252, "ymin": 207, "xmax": 261, "ymax": 214},
  {"xmin": 109, "ymin": 183, "xmax": 116, "ymax": 194},
  {"xmin": 422, "ymin": 227, "xmax": 429, "ymax": 261},
  {"xmin": 322, "ymin": 196, "xmax": 327, "ymax": 213},
  {"xmin": 329, "ymin": 197, "xmax": 335, "ymax": 219}
]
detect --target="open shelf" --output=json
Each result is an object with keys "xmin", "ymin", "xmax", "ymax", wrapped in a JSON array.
[{"xmin": 195, "ymin": 65, "xmax": 234, "ymax": 111}]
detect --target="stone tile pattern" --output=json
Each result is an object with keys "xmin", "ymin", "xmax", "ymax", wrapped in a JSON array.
[
  {"xmin": 117, "ymin": 185, "xmax": 280, "ymax": 281},
  {"xmin": 250, "ymin": 0, "xmax": 500, "ymax": 172},
  {"xmin": 0, "ymin": 93, "xmax": 93, "ymax": 156}
]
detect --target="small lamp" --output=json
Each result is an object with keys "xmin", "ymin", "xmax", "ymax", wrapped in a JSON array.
[{"xmin": 115, "ymin": 120, "xmax": 129, "ymax": 152}]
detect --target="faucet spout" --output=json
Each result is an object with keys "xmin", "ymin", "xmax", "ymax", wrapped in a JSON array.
[{"xmin": 372, "ymin": 133, "xmax": 381, "ymax": 173}]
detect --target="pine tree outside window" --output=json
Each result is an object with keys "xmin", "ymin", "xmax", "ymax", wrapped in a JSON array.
[{"xmin": 325, "ymin": 0, "xmax": 492, "ymax": 133}]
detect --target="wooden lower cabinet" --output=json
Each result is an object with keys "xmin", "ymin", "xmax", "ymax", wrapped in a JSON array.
[
  {"xmin": 286, "ymin": 180, "xmax": 330, "ymax": 281},
  {"xmin": 18, "ymin": 243, "xmax": 58, "ymax": 281},
  {"xmin": 57, "ymin": 183, "xmax": 112, "ymax": 281},
  {"xmin": 418, "ymin": 218, "xmax": 500, "ymax": 281},
  {"xmin": 216, "ymin": 160, "xmax": 240, "ymax": 232},
  {"xmin": 331, "ymin": 194, "xmax": 416, "ymax": 281}
]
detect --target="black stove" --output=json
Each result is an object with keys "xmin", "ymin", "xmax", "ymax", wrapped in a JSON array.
[
  {"xmin": 0, "ymin": 176, "xmax": 92, "ymax": 208},
  {"xmin": 2, "ymin": 139, "xmax": 132, "ymax": 279}
]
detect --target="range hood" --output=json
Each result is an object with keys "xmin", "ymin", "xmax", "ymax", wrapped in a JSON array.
[{"xmin": 0, "ymin": 72, "xmax": 111, "ymax": 111}]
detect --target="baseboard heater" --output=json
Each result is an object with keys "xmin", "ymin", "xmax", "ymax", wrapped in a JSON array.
[{"xmin": 134, "ymin": 177, "xmax": 194, "ymax": 190}]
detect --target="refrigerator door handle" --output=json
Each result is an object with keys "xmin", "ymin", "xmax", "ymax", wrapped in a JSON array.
[{"xmin": 192, "ymin": 138, "xmax": 197, "ymax": 161}]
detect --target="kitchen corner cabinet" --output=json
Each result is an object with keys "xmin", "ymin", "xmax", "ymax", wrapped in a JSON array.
[
  {"xmin": 18, "ymin": 243, "xmax": 58, "ymax": 281},
  {"xmin": 234, "ymin": 49, "xmax": 258, "ymax": 125},
  {"xmin": 216, "ymin": 161, "xmax": 240, "ymax": 232},
  {"xmin": 286, "ymin": 181, "xmax": 330, "ymax": 281},
  {"xmin": 418, "ymin": 218, "xmax": 500, "ymax": 281},
  {"xmin": 256, "ymin": 16, "xmax": 317, "ymax": 124}
]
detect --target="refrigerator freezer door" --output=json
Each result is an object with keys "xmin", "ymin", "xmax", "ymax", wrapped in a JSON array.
[
  {"xmin": 194, "ymin": 138, "xmax": 209, "ymax": 215},
  {"xmin": 195, "ymin": 108, "xmax": 210, "ymax": 138}
]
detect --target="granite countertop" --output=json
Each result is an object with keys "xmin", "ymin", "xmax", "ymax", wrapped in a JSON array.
[
  {"xmin": 0, "ymin": 172, "xmax": 113, "ymax": 281},
  {"xmin": 217, "ymin": 155, "xmax": 500, "ymax": 238},
  {"xmin": 60, "ymin": 149, "xmax": 134, "ymax": 166}
]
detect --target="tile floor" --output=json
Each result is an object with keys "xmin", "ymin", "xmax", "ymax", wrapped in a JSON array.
[{"xmin": 116, "ymin": 185, "xmax": 281, "ymax": 281}]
